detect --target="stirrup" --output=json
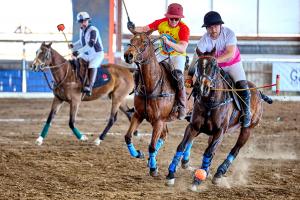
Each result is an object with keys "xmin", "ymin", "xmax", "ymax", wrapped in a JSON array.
[{"xmin": 83, "ymin": 86, "xmax": 92, "ymax": 96}]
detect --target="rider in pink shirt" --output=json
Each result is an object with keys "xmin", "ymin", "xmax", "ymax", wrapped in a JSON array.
[{"xmin": 186, "ymin": 11, "xmax": 251, "ymax": 128}]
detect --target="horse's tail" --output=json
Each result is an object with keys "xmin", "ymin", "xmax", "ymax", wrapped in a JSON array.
[{"xmin": 260, "ymin": 91, "xmax": 273, "ymax": 104}]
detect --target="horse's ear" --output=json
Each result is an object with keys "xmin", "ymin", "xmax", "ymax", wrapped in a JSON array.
[
  {"xmin": 196, "ymin": 47, "xmax": 203, "ymax": 57},
  {"xmin": 211, "ymin": 46, "xmax": 216, "ymax": 56},
  {"xmin": 42, "ymin": 41, "xmax": 45, "ymax": 46},
  {"xmin": 48, "ymin": 42, "xmax": 52, "ymax": 47}
]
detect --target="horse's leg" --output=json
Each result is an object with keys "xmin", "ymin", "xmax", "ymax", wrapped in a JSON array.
[
  {"xmin": 95, "ymin": 99, "xmax": 122, "ymax": 145},
  {"xmin": 124, "ymin": 112, "xmax": 144, "ymax": 158},
  {"xmin": 36, "ymin": 97, "xmax": 64, "ymax": 145},
  {"xmin": 191, "ymin": 129, "xmax": 224, "ymax": 190},
  {"xmin": 69, "ymin": 99, "xmax": 87, "ymax": 141},
  {"xmin": 148, "ymin": 121, "xmax": 165, "ymax": 177},
  {"xmin": 166, "ymin": 123, "xmax": 198, "ymax": 186},
  {"xmin": 212, "ymin": 127, "xmax": 251, "ymax": 184},
  {"xmin": 119, "ymin": 103, "xmax": 138, "ymax": 136}
]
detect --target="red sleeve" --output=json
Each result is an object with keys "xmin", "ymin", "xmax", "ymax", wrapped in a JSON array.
[
  {"xmin": 178, "ymin": 23, "xmax": 190, "ymax": 42},
  {"xmin": 148, "ymin": 18, "xmax": 167, "ymax": 30}
]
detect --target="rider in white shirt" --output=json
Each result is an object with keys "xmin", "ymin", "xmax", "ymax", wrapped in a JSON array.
[{"xmin": 70, "ymin": 11, "xmax": 104, "ymax": 96}]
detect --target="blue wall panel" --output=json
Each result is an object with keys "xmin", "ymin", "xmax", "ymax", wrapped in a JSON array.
[{"xmin": 0, "ymin": 69, "xmax": 22, "ymax": 92}]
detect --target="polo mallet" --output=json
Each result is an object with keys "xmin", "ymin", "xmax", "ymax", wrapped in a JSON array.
[
  {"xmin": 57, "ymin": 24, "xmax": 71, "ymax": 48},
  {"xmin": 122, "ymin": 0, "xmax": 132, "ymax": 23}
]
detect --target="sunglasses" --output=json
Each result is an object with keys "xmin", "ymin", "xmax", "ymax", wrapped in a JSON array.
[{"xmin": 169, "ymin": 18, "xmax": 180, "ymax": 22}]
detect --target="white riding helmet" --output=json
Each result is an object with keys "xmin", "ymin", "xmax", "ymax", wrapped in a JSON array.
[{"xmin": 77, "ymin": 11, "xmax": 91, "ymax": 23}]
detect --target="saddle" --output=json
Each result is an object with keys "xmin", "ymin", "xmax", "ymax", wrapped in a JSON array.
[{"xmin": 69, "ymin": 58, "xmax": 111, "ymax": 89}]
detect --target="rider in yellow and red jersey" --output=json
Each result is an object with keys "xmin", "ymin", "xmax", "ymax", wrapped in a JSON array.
[{"xmin": 128, "ymin": 3, "xmax": 190, "ymax": 120}]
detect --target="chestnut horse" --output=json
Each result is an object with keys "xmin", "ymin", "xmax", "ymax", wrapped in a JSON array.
[
  {"xmin": 31, "ymin": 42, "xmax": 135, "ymax": 145},
  {"xmin": 123, "ymin": 31, "xmax": 181, "ymax": 176},
  {"xmin": 166, "ymin": 48, "xmax": 273, "ymax": 190}
]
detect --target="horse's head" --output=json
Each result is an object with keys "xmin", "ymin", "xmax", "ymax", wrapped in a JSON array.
[
  {"xmin": 124, "ymin": 30, "xmax": 153, "ymax": 64},
  {"xmin": 195, "ymin": 47, "xmax": 220, "ymax": 97},
  {"xmin": 31, "ymin": 42, "xmax": 53, "ymax": 72}
]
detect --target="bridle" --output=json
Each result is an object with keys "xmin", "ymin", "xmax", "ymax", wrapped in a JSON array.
[
  {"xmin": 32, "ymin": 46, "xmax": 70, "ymax": 90},
  {"xmin": 127, "ymin": 32, "xmax": 152, "ymax": 64},
  {"xmin": 196, "ymin": 55, "xmax": 220, "ymax": 89}
]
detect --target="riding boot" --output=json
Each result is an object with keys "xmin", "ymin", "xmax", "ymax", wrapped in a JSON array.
[
  {"xmin": 236, "ymin": 80, "xmax": 251, "ymax": 127},
  {"xmin": 173, "ymin": 70, "xmax": 186, "ymax": 120},
  {"xmin": 83, "ymin": 68, "xmax": 97, "ymax": 96}
]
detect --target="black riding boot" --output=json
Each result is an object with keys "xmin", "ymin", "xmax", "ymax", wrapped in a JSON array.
[
  {"xmin": 173, "ymin": 70, "xmax": 186, "ymax": 120},
  {"xmin": 83, "ymin": 68, "xmax": 97, "ymax": 96},
  {"xmin": 236, "ymin": 80, "xmax": 251, "ymax": 127}
]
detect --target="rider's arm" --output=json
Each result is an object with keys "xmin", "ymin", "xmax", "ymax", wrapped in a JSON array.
[
  {"xmin": 163, "ymin": 39, "xmax": 188, "ymax": 54},
  {"xmin": 134, "ymin": 26, "xmax": 151, "ymax": 33},
  {"xmin": 216, "ymin": 44, "xmax": 236, "ymax": 63}
]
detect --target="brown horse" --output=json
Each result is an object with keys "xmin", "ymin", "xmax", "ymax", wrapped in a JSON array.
[
  {"xmin": 31, "ymin": 42, "xmax": 135, "ymax": 145},
  {"xmin": 123, "ymin": 31, "xmax": 182, "ymax": 176},
  {"xmin": 166, "ymin": 48, "xmax": 273, "ymax": 190}
]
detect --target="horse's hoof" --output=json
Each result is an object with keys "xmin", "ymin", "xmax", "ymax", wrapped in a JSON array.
[
  {"xmin": 165, "ymin": 178, "xmax": 175, "ymax": 186},
  {"xmin": 212, "ymin": 174, "xmax": 222, "ymax": 185},
  {"xmin": 80, "ymin": 135, "xmax": 88, "ymax": 141},
  {"xmin": 189, "ymin": 184, "xmax": 198, "ymax": 192},
  {"xmin": 149, "ymin": 167, "xmax": 158, "ymax": 177},
  {"xmin": 35, "ymin": 136, "xmax": 43, "ymax": 146},
  {"xmin": 94, "ymin": 138, "xmax": 101, "ymax": 146},
  {"xmin": 136, "ymin": 150, "xmax": 144, "ymax": 159},
  {"xmin": 181, "ymin": 159, "xmax": 189, "ymax": 169}
]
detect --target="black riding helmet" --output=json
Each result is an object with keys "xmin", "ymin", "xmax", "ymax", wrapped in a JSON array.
[{"xmin": 202, "ymin": 11, "xmax": 224, "ymax": 27}]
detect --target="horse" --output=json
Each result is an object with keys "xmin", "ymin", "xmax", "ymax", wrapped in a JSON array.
[
  {"xmin": 123, "ymin": 30, "xmax": 184, "ymax": 176},
  {"xmin": 31, "ymin": 42, "xmax": 136, "ymax": 146},
  {"xmin": 165, "ymin": 48, "xmax": 273, "ymax": 191}
]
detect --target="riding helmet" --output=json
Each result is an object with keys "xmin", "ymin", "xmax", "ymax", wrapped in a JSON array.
[
  {"xmin": 77, "ymin": 11, "xmax": 91, "ymax": 23},
  {"xmin": 202, "ymin": 11, "xmax": 224, "ymax": 27}
]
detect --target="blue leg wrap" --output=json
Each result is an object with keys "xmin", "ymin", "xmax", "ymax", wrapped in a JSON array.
[
  {"xmin": 217, "ymin": 153, "xmax": 235, "ymax": 176},
  {"xmin": 149, "ymin": 152, "xmax": 157, "ymax": 169},
  {"xmin": 183, "ymin": 142, "xmax": 193, "ymax": 161},
  {"xmin": 153, "ymin": 139, "xmax": 164, "ymax": 157},
  {"xmin": 40, "ymin": 123, "xmax": 51, "ymax": 138},
  {"xmin": 168, "ymin": 151, "xmax": 183, "ymax": 173},
  {"xmin": 127, "ymin": 143, "xmax": 139, "ymax": 157},
  {"xmin": 71, "ymin": 127, "xmax": 83, "ymax": 139},
  {"xmin": 201, "ymin": 153, "xmax": 213, "ymax": 172}
]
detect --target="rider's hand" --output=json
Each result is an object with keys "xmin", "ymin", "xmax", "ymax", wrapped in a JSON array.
[
  {"xmin": 72, "ymin": 51, "xmax": 79, "ymax": 57},
  {"xmin": 127, "ymin": 21, "xmax": 135, "ymax": 30},
  {"xmin": 185, "ymin": 76, "xmax": 193, "ymax": 88},
  {"xmin": 161, "ymin": 36, "xmax": 169, "ymax": 45},
  {"xmin": 68, "ymin": 43, "xmax": 74, "ymax": 49}
]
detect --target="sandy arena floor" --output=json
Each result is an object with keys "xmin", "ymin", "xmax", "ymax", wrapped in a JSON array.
[{"xmin": 0, "ymin": 98, "xmax": 299, "ymax": 199}]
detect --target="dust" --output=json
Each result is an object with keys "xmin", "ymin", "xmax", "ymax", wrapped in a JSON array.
[{"xmin": 243, "ymin": 134, "xmax": 298, "ymax": 160}]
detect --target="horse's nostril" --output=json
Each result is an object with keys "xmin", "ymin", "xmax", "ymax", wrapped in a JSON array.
[
  {"xmin": 124, "ymin": 52, "xmax": 133, "ymax": 63},
  {"xmin": 128, "ymin": 53, "xmax": 133, "ymax": 60}
]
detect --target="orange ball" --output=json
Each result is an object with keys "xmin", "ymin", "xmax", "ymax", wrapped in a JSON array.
[{"xmin": 194, "ymin": 169, "xmax": 207, "ymax": 181}]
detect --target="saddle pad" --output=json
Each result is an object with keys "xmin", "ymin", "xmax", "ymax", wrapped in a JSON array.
[{"xmin": 93, "ymin": 67, "xmax": 111, "ymax": 88}]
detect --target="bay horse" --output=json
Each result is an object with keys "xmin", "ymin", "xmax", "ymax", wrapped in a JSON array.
[
  {"xmin": 166, "ymin": 48, "xmax": 273, "ymax": 190},
  {"xmin": 31, "ymin": 42, "xmax": 135, "ymax": 145},
  {"xmin": 123, "ymin": 30, "xmax": 181, "ymax": 176}
]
